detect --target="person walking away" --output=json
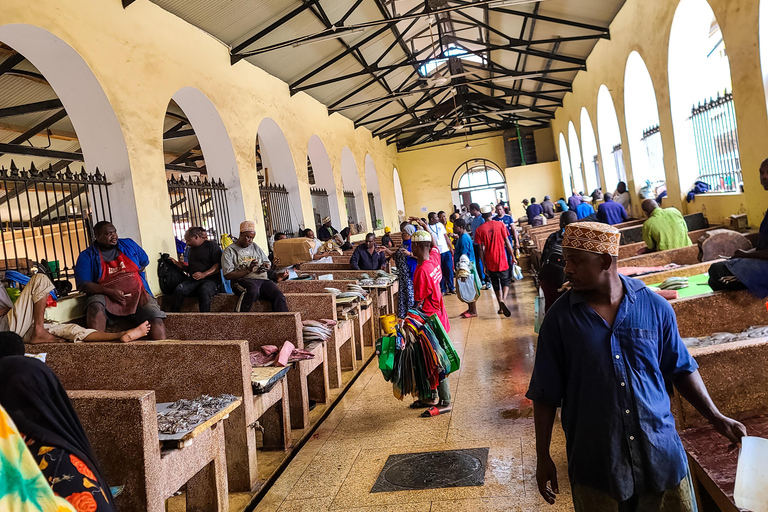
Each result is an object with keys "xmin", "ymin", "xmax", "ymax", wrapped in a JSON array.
[
  {"xmin": 613, "ymin": 181, "xmax": 632, "ymax": 212},
  {"xmin": 350, "ymin": 233, "xmax": 387, "ymax": 271},
  {"xmin": 538, "ymin": 211, "xmax": 577, "ymax": 311},
  {"xmin": 453, "ymin": 218, "xmax": 479, "ymax": 318},
  {"xmin": 223, "ymin": 221, "xmax": 288, "ymax": 312},
  {"xmin": 709, "ymin": 157, "xmax": 768, "ymax": 295},
  {"xmin": 575, "ymin": 196, "xmax": 595, "ymax": 220},
  {"xmin": 596, "ymin": 192, "xmax": 628, "ymax": 225},
  {"xmin": 541, "ymin": 196, "xmax": 556, "ymax": 219},
  {"xmin": 568, "ymin": 189, "xmax": 582, "ymax": 211},
  {"xmin": 468, "ymin": 203, "xmax": 491, "ymax": 290},
  {"xmin": 526, "ymin": 197, "xmax": 545, "ymax": 227},
  {"xmin": 428, "ymin": 212, "xmax": 455, "ymax": 295},
  {"xmin": 474, "ymin": 206, "xmax": 516, "ymax": 317},
  {"xmin": 407, "ymin": 218, "xmax": 452, "ymax": 417},
  {"xmin": 494, "ymin": 203, "xmax": 519, "ymax": 265},
  {"xmin": 0, "ymin": 274, "xmax": 150, "ymax": 344},
  {"xmin": 0, "ymin": 356, "xmax": 117, "ymax": 511},
  {"xmin": 641, "ymin": 199, "xmax": 692, "ymax": 253},
  {"xmin": 74, "ymin": 221, "xmax": 166, "ymax": 340},
  {"xmin": 527, "ymin": 221, "xmax": 746, "ymax": 511},
  {"xmin": 170, "ymin": 227, "xmax": 222, "ymax": 312}
]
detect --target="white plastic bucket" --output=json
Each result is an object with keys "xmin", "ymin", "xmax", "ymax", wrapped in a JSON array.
[{"xmin": 734, "ymin": 436, "xmax": 768, "ymax": 512}]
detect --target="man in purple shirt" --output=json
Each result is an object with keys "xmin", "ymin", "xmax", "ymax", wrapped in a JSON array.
[
  {"xmin": 596, "ymin": 192, "xmax": 629, "ymax": 225},
  {"xmin": 568, "ymin": 190, "xmax": 582, "ymax": 211}
]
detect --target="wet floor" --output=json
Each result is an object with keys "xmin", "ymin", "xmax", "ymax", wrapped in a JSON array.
[{"xmin": 252, "ymin": 278, "xmax": 575, "ymax": 512}]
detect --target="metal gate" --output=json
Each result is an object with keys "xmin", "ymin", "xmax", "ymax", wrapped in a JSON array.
[
  {"xmin": 368, "ymin": 192, "xmax": 377, "ymax": 229},
  {"xmin": 167, "ymin": 175, "xmax": 231, "ymax": 244},
  {"xmin": 0, "ymin": 161, "xmax": 112, "ymax": 283},
  {"xmin": 260, "ymin": 184, "xmax": 295, "ymax": 238},
  {"xmin": 690, "ymin": 91, "xmax": 741, "ymax": 192},
  {"xmin": 343, "ymin": 190, "xmax": 358, "ymax": 228},
  {"xmin": 310, "ymin": 187, "xmax": 330, "ymax": 231}
]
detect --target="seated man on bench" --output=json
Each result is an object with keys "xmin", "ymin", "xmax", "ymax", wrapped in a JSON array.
[
  {"xmin": 223, "ymin": 221, "xmax": 288, "ymax": 313},
  {"xmin": 1, "ymin": 273, "xmax": 150, "ymax": 344},
  {"xmin": 74, "ymin": 221, "xmax": 166, "ymax": 340},
  {"xmin": 170, "ymin": 226, "xmax": 222, "ymax": 312}
]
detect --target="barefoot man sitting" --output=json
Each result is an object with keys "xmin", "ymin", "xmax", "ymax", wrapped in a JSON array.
[{"xmin": 1, "ymin": 273, "xmax": 150, "ymax": 344}]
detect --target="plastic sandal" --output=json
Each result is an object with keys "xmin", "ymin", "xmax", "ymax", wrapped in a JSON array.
[
  {"xmin": 500, "ymin": 302, "xmax": 511, "ymax": 317},
  {"xmin": 421, "ymin": 407, "xmax": 442, "ymax": 417}
]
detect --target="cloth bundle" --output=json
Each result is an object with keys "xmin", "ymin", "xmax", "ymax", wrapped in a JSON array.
[
  {"xmin": 394, "ymin": 249, "xmax": 414, "ymax": 319},
  {"xmin": 249, "ymin": 342, "xmax": 315, "ymax": 367},
  {"xmin": 455, "ymin": 255, "xmax": 480, "ymax": 304},
  {"xmin": 377, "ymin": 309, "xmax": 460, "ymax": 401}
]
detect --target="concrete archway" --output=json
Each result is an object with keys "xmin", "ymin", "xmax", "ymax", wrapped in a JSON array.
[
  {"xmin": 597, "ymin": 85, "xmax": 625, "ymax": 193},
  {"xmin": 568, "ymin": 121, "xmax": 585, "ymax": 194},
  {"xmin": 624, "ymin": 51, "xmax": 665, "ymax": 194},
  {"xmin": 558, "ymin": 132, "xmax": 573, "ymax": 195},
  {"xmin": 307, "ymin": 134, "xmax": 342, "ymax": 230},
  {"xmin": 0, "ymin": 24, "xmax": 136, "ymax": 238},
  {"xmin": 364, "ymin": 154, "xmax": 383, "ymax": 230},
  {"xmin": 393, "ymin": 167, "xmax": 405, "ymax": 221},
  {"xmin": 580, "ymin": 108, "xmax": 600, "ymax": 194},
  {"xmin": 257, "ymin": 118, "xmax": 304, "ymax": 235},
  {"xmin": 340, "ymin": 146, "xmax": 365, "ymax": 230},
  {"xmin": 169, "ymin": 87, "xmax": 245, "ymax": 233}
]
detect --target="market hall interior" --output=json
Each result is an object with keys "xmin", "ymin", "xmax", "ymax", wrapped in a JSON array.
[{"xmin": 2, "ymin": 0, "xmax": 768, "ymax": 510}]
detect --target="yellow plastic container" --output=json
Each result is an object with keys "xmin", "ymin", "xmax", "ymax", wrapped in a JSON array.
[{"xmin": 380, "ymin": 314, "xmax": 397, "ymax": 335}]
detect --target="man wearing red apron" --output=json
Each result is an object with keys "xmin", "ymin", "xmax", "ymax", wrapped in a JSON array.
[{"xmin": 74, "ymin": 221, "xmax": 166, "ymax": 340}]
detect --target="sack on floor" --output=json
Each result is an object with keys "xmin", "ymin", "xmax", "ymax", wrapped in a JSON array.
[{"xmin": 534, "ymin": 295, "xmax": 545, "ymax": 334}]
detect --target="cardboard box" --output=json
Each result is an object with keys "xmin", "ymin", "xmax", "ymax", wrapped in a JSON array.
[{"xmin": 273, "ymin": 238, "xmax": 315, "ymax": 266}]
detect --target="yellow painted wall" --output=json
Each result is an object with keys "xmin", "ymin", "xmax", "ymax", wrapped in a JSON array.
[
  {"xmin": 1, "ymin": 0, "xmax": 399, "ymax": 294},
  {"xmin": 551, "ymin": 0, "xmax": 768, "ymax": 227},
  {"xmin": 686, "ymin": 192, "xmax": 747, "ymax": 226},
  {"xmin": 395, "ymin": 133, "xmax": 564, "ymax": 217}
]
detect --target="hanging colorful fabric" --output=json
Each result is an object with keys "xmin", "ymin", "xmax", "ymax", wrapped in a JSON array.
[
  {"xmin": 378, "ymin": 334, "xmax": 396, "ymax": 379},
  {"xmin": 427, "ymin": 314, "xmax": 460, "ymax": 374}
]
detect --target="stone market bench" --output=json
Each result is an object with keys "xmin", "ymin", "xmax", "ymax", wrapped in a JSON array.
[
  {"xmin": 670, "ymin": 289, "xmax": 767, "ymax": 339},
  {"xmin": 297, "ymin": 270, "xmax": 396, "ymax": 318},
  {"xmin": 618, "ymin": 227, "xmax": 720, "ymax": 259},
  {"xmin": 163, "ymin": 312, "xmax": 327, "ymax": 432},
  {"xmin": 26, "ymin": 340, "xmax": 286, "ymax": 493},
  {"xmin": 71, "ymin": 389, "xmax": 234, "ymax": 512},
  {"xmin": 619, "ymin": 212, "xmax": 708, "ymax": 245},
  {"xmin": 635, "ymin": 261, "xmax": 722, "ymax": 285}
]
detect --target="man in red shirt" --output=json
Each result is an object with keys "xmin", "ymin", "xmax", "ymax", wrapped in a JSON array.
[
  {"xmin": 474, "ymin": 205, "xmax": 516, "ymax": 317},
  {"xmin": 408, "ymin": 217, "xmax": 451, "ymax": 417}
]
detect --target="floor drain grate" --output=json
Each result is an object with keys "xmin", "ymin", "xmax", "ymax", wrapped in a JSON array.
[{"xmin": 370, "ymin": 447, "xmax": 489, "ymax": 493}]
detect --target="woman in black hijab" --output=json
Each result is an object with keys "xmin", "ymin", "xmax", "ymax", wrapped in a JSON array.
[{"xmin": 0, "ymin": 356, "xmax": 115, "ymax": 511}]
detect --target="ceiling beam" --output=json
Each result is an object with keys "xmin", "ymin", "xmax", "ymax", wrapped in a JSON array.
[
  {"xmin": 163, "ymin": 128, "xmax": 196, "ymax": 140},
  {"xmin": 122, "ymin": 0, "xmax": 136, "ymax": 7},
  {"xmin": 0, "ymin": 143, "xmax": 83, "ymax": 161},
  {"xmin": 489, "ymin": 5, "xmax": 610, "ymax": 33},
  {"xmin": 0, "ymin": 109, "xmax": 68, "ymax": 158},
  {"xmin": 231, "ymin": 0, "xmax": 321, "ymax": 58},
  {"xmin": 0, "ymin": 99, "xmax": 63, "ymax": 118},
  {"xmin": 165, "ymin": 163, "xmax": 206, "ymax": 173},
  {"xmin": 0, "ymin": 53, "xmax": 24, "ymax": 76}
]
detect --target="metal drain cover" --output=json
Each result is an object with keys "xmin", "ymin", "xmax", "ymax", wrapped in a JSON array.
[{"xmin": 371, "ymin": 447, "xmax": 489, "ymax": 493}]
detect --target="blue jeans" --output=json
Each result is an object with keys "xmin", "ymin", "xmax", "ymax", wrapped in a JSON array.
[{"xmin": 440, "ymin": 251, "xmax": 455, "ymax": 293}]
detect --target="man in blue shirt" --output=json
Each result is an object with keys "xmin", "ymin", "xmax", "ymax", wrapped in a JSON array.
[
  {"xmin": 350, "ymin": 233, "xmax": 387, "ymax": 271},
  {"xmin": 575, "ymin": 196, "xmax": 595, "ymax": 220},
  {"xmin": 526, "ymin": 197, "xmax": 545, "ymax": 227},
  {"xmin": 468, "ymin": 202, "xmax": 490, "ymax": 289},
  {"xmin": 527, "ymin": 221, "xmax": 745, "ymax": 511},
  {"xmin": 75, "ymin": 221, "xmax": 167, "ymax": 340},
  {"xmin": 596, "ymin": 192, "xmax": 629, "ymax": 225},
  {"xmin": 453, "ymin": 218, "xmax": 478, "ymax": 318},
  {"xmin": 556, "ymin": 197, "xmax": 569, "ymax": 212}
]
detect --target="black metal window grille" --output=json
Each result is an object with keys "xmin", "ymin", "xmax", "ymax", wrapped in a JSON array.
[
  {"xmin": 344, "ymin": 190, "xmax": 358, "ymax": 228},
  {"xmin": 310, "ymin": 187, "xmax": 330, "ymax": 231},
  {"xmin": 167, "ymin": 175, "xmax": 231, "ymax": 246},
  {"xmin": 260, "ymin": 184, "xmax": 295, "ymax": 238},
  {"xmin": 640, "ymin": 125, "xmax": 666, "ymax": 184},
  {"xmin": 0, "ymin": 161, "xmax": 111, "ymax": 284},
  {"xmin": 611, "ymin": 143, "xmax": 626, "ymax": 186},
  {"xmin": 690, "ymin": 91, "xmax": 741, "ymax": 192},
  {"xmin": 307, "ymin": 156, "xmax": 316, "ymax": 186},
  {"xmin": 367, "ymin": 192, "xmax": 378, "ymax": 229}
]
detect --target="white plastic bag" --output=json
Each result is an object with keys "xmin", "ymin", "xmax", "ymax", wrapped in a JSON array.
[{"xmin": 512, "ymin": 263, "xmax": 524, "ymax": 281}]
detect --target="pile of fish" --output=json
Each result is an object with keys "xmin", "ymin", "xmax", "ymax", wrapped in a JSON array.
[
  {"xmin": 157, "ymin": 394, "xmax": 238, "ymax": 435},
  {"xmin": 682, "ymin": 325, "xmax": 768, "ymax": 348},
  {"xmin": 303, "ymin": 319, "xmax": 336, "ymax": 343},
  {"xmin": 323, "ymin": 286, "xmax": 367, "ymax": 300},
  {"xmin": 658, "ymin": 277, "xmax": 689, "ymax": 290},
  {"xmin": 249, "ymin": 342, "xmax": 315, "ymax": 367}
]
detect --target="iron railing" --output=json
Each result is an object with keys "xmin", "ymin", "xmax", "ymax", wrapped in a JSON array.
[
  {"xmin": 310, "ymin": 187, "xmax": 330, "ymax": 231},
  {"xmin": 641, "ymin": 125, "xmax": 666, "ymax": 183},
  {"xmin": 690, "ymin": 91, "xmax": 741, "ymax": 192},
  {"xmin": 167, "ymin": 175, "xmax": 231, "ymax": 245},
  {"xmin": 344, "ymin": 190, "xmax": 358, "ymax": 228},
  {"xmin": 260, "ymin": 184, "xmax": 295, "ymax": 238},
  {"xmin": 611, "ymin": 143, "xmax": 626, "ymax": 187},
  {"xmin": 0, "ymin": 161, "xmax": 112, "ymax": 285},
  {"xmin": 368, "ymin": 192, "xmax": 378, "ymax": 229}
]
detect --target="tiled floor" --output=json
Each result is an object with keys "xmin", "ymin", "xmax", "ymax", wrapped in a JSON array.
[{"xmin": 252, "ymin": 279, "xmax": 575, "ymax": 512}]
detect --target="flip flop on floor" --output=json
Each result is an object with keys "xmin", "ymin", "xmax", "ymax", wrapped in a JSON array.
[
  {"xmin": 410, "ymin": 400, "xmax": 437, "ymax": 409},
  {"xmin": 421, "ymin": 406, "xmax": 452, "ymax": 417},
  {"xmin": 500, "ymin": 302, "xmax": 511, "ymax": 317},
  {"xmin": 460, "ymin": 312, "xmax": 477, "ymax": 318}
]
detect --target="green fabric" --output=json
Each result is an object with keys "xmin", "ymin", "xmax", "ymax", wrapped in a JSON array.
[
  {"xmin": 427, "ymin": 314, "xmax": 460, "ymax": 374},
  {"xmin": 642, "ymin": 207, "xmax": 693, "ymax": 251},
  {"xmin": 378, "ymin": 335, "xmax": 396, "ymax": 373},
  {"xmin": 648, "ymin": 273, "xmax": 712, "ymax": 298}
]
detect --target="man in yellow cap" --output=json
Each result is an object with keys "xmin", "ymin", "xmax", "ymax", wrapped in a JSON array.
[
  {"xmin": 317, "ymin": 216, "xmax": 338, "ymax": 242},
  {"xmin": 527, "ymin": 221, "xmax": 745, "ymax": 511},
  {"xmin": 222, "ymin": 221, "xmax": 288, "ymax": 312},
  {"xmin": 381, "ymin": 226, "xmax": 394, "ymax": 249}
]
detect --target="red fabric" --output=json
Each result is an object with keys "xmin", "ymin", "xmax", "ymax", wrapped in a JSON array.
[
  {"xmin": 98, "ymin": 250, "xmax": 145, "ymax": 316},
  {"xmin": 474, "ymin": 220, "xmax": 510, "ymax": 272},
  {"xmin": 413, "ymin": 248, "xmax": 450, "ymax": 332}
]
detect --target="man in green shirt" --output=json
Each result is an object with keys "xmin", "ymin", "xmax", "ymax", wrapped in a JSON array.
[{"xmin": 641, "ymin": 200, "xmax": 692, "ymax": 252}]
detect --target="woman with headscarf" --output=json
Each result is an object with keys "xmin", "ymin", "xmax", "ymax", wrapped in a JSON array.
[
  {"xmin": 399, "ymin": 222, "xmax": 418, "ymax": 280},
  {"xmin": 0, "ymin": 356, "xmax": 115, "ymax": 512}
]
